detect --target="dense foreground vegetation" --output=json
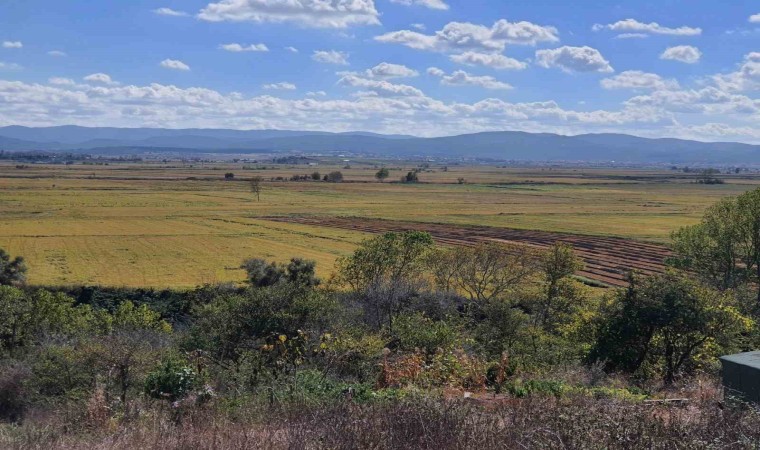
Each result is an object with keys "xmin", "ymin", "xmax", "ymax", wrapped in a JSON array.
[{"xmin": 2, "ymin": 188, "xmax": 760, "ymax": 448}]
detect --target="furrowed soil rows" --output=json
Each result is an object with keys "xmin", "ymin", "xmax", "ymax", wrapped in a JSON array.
[{"xmin": 264, "ymin": 216, "xmax": 673, "ymax": 287}]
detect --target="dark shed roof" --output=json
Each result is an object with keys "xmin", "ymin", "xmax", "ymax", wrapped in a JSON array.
[{"xmin": 720, "ymin": 351, "xmax": 760, "ymax": 370}]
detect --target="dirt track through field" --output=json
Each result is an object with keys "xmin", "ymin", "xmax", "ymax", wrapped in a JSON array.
[{"xmin": 264, "ymin": 216, "xmax": 673, "ymax": 287}]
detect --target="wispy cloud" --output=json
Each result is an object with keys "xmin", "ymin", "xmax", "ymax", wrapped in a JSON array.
[
  {"xmin": 220, "ymin": 43, "xmax": 269, "ymax": 52},
  {"xmin": 262, "ymin": 82, "xmax": 296, "ymax": 90},
  {"xmin": 160, "ymin": 59, "xmax": 190, "ymax": 71},
  {"xmin": 84, "ymin": 73, "xmax": 118, "ymax": 85},
  {"xmin": 312, "ymin": 50, "xmax": 349, "ymax": 65},
  {"xmin": 593, "ymin": 18, "xmax": 701, "ymax": 36},
  {"xmin": 153, "ymin": 7, "xmax": 188, "ymax": 17}
]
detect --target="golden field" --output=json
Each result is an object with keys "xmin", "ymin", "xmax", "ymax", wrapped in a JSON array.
[{"xmin": 1, "ymin": 161, "xmax": 758, "ymax": 288}]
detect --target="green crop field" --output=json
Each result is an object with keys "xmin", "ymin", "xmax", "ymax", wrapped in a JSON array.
[{"xmin": 1, "ymin": 161, "xmax": 758, "ymax": 288}]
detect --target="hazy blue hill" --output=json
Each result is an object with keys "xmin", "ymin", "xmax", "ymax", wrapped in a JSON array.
[
  {"xmin": 0, "ymin": 135, "xmax": 60, "ymax": 151},
  {"xmin": 1, "ymin": 126, "xmax": 758, "ymax": 163}
]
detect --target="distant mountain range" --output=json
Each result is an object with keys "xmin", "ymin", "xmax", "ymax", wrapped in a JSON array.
[{"xmin": 1, "ymin": 125, "xmax": 759, "ymax": 164}]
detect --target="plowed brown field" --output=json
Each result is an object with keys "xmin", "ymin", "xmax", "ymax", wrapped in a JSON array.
[{"xmin": 264, "ymin": 216, "xmax": 673, "ymax": 287}]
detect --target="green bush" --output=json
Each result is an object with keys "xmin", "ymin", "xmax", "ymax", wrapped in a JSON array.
[
  {"xmin": 144, "ymin": 358, "xmax": 197, "ymax": 402},
  {"xmin": 29, "ymin": 345, "xmax": 95, "ymax": 399},
  {"xmin": 285, "ymin": 370, "xmax": 407, "ymax": 404},
  {"xmin": 392, "ymin": 312, "xmax": 459, "ymax": 354},
  {"xmin": 504, "ymin": 379, "xmax": 568, "ymax": 398}
]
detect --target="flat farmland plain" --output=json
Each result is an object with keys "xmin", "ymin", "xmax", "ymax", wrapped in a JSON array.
[{"xmin": 1, "ymin": 162, "xmax": 758, "ymax": 287}]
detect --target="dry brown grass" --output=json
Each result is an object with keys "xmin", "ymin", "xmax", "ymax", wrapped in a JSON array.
[
  {"xmin": 2, "ymin": 162, "xmax": 759, "ymax": 288},
  {"xmin": 3, "ymin": 387, "xmax": 759, "ymax": 450}
]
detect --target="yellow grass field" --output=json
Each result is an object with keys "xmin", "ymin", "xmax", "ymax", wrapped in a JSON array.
[{"xmin": 1, "ymin": 161, "xmax": 758, "ymax": 287}]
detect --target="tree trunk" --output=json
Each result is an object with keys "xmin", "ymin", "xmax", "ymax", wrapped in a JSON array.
[
  {"xmin": 664, "ymin": 341, "xmax": 675, "ymax": 386},
  {"xmin": 756, "ymin": 261, "xmax": 760, "ymax": 306},
  {"xmin": 631, "ymin": 327, "xmax": 654, "ymax": 373}
]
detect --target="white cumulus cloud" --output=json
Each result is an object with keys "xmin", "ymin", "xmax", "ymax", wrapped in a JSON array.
[
  {"xmin": 712, "ymin": 52, "xmax": 760, "ymax": 92},
  {"xmin": 593, "ymin": 18, "xmax": 701, "ymax": 36},
  {"xmin": 2, "ymin": 41, "xmax": 23, "ymax": 49},
  {"xmin": 0, "ymin": 75, "xmax": 746, "ymax": 141},
  {"xmin": 601, "ymin": 71, "xmax": 679, "ymax": 90},
  {"xmin": 160, "ymin": 59, "xmax": 191, "ymax": 71},
  {"xmin": 198, "ymin": 0, "xmax": 381, "ymax": 28},
  {"xmin": 47, "ymin": 50, "xmax": 67, "ymax": 57},
  {"xmin": 749, "ymin": 13, "xmax": 760, "ymax": 23},
  {"xmin": 535, "ymin": 46, "xmax": 614, "ymax": 73},
  {"xmin": 660, "ymin": 45, "xmax": 702, "ymax": 64},
  {"xmin": 450, "ymin": 51, "xmax": 527, "ymax": 70},
  {"xmin": 220, "ymin": 43, "xmax": 269, "ymax": 52},
  {"xmin": 376, "ymin": 19, "xmax": 559, "ymax": 54},
  {"xmin": 312, "ymin": 50, "xmax": 349, "ymax": 65},
  {"xmin": 428, "ymin": 67, "xmax": 513, "ymax": 90},
  {"xmin": 0, "ymin": 52, "xmax": 756, "ymax": 143},
  {"xmin": 83, "ymin": 73, "xmax": 118, "ymax": 85},
  {"xmin": 338, "ymin": 73, "xmax": 425, "ymax": 97},
  {"xmin": 362, "ymin": 62, "xmax": 419, "ymax": 79}
]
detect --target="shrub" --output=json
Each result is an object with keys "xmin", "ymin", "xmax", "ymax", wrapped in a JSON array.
[
  {"xmin": 0, "ymin": 248, "xmax": 26, "ymax": 286},
  {"xmin": 0, "ymin": 362, "xmax": 30, "ymax": 423},
  {"xmin": 392, "ymin": 312, "xmax": 459, "ymax": 355},
  {"xmin": 241, "ymin": 258, "xmax": 284, "ymax": 287},
  {"xmin": 319, "ymin": 332, "xmax": 385, "ymax": 382},
  {"xmin": 326, "ymin": 171, "xmax": 344, "ymax": 183},
  {"xmin": 503, "ymin": 379, "xmax": 568, "ymax": 398},
  {"xmin": 144, "ymin": 357, "xmax": 197, "ymax": 402},
  {"xmin": 29, "ymin": 344, "xmax": 96, "ymax": 399},
  {"xmin": 241, "ymin": 258, "xmax": 320, "ymax": 288},
  {"xmin": 402, "ymin": 171, "xmax": 419, "ymax": 183}
]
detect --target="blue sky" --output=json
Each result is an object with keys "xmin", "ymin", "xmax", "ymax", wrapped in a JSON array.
[{"xmin": 0, "ymin": 0, "xmax": 758, "ymax": 142}]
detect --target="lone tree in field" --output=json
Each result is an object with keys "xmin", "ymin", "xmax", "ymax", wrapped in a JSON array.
[
  {"xmin": 375, "ymin": 168, "xmax": 389, "ymax": 183},
  {"xmin": 326, "ymin": 171, "xmax": 344, "ymax": 183},
  {"xmin": 403, "ymin": 170, "xmax": 419, "ymax": 183},
  {"xmin": 250, "ymin": 176, "xmax": 262, "ymax": 201},
  {"xmin": 0, "ymin": 249, "xmax": 26, "ymax": 286}
]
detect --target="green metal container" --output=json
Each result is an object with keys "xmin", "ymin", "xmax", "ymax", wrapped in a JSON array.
[{"xmin": 720, "ymin": 351, "xmax": 760, "ymax": 404}]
